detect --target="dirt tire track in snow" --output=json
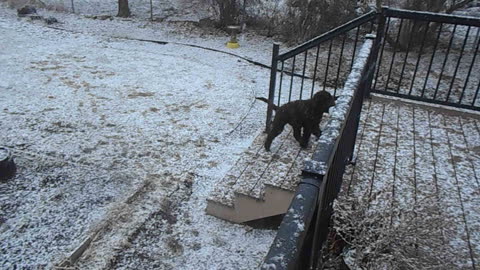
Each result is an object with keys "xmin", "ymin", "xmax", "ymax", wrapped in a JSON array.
[
  {"xmin": 107, "ymin": 178, "xmax": 194, "ymax": 269},
  {"xmin": 56, "ymin": 172, "xmax": 195, "ymax": 269}
]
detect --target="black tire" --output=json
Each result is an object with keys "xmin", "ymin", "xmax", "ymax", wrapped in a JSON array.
[{"xmin": 0, "ymin": 147, "xmax": 16, "ymax": 181}]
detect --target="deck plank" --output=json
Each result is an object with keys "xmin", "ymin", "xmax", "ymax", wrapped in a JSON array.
[
  {"xmin": 280, "ymin": 130, "xmax": 324, "ymax": 191},
  {"xmin": 233, "ymin": 128, "xmax": 293, "ymax": 199},
  {"xmin": 460, "ymin": 117, "xmax": 480, "ymax": 192},
  {"xmin": 429, "ymin": 110, "xmax": 474, "ymax": 268},
  {"xmin": 393, "ymin": 103, "xmax": 415, "ymax": 211},
  {"xmin": 207, "ymin": 130, "xmax": 266, "ymax": 207},
  {"xmin": 348, "ymin": 100, "xmax": 384, "ymax": 198},
  {"xmin": 240, "ymin": 128, "xmax": 300, "ymax": 199},
  {"xmin": 342, "ymin": 99, "xmax": 372, "ymax": 196},
  {"xmin": 444, "ymin": 114, "xmax": 480, "ymax": 266},
  {"xmin": 412, "ymin": 106, "xmax": 446, "ymax": 255},
  {"xmin": 369, "ymin": 101, "xmax": 398, "ymax": 212}
]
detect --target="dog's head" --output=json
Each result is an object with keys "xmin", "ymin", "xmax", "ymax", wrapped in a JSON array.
[{"xmin": 312, "ymin": 91, "xmax": 337, "ymax": 113}]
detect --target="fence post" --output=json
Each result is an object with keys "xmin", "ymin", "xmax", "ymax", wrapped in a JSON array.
[
  {"xmin": 150, "ymin": 0, "xmax": 153, "ymax": 20},
  {"xmin": 266, "ymin": 43, "xmax": 279, "ymax": 133},
  {"xmin": 71, "ymin": 0, "xmax": 75, "ymax": 13}
]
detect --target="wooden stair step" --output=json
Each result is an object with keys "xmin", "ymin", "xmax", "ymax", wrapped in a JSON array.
[{"xmin": 206, "ymin": 125, "xmax": 321, "ymax": 223}]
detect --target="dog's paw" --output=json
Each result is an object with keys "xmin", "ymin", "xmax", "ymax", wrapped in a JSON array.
[{"xmin": 264, "ymin": 143, "xmax": 271, "ymax": 152}]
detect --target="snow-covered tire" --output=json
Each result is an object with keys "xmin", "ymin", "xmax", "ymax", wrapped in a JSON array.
[{"xmin": 0, "ymin": 147, "xmax": 16, "ymax": 181}]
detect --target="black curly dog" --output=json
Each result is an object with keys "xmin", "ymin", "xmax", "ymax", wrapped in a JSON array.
[{"xmin": 257, "ymin": 91, "xmax": 337, "ymax": 151}]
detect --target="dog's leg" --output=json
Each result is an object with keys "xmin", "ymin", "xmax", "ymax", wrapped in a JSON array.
[
  {"xmin": 293, "ymin": 125, "xmax": 302, "ymax": 143},
  {"xmin": 265, "ymin": 118, "xmax": 286, "ymax": 151},
  {"xmin": 312, "ymin": 123, "xmax": 322, "ymax": 138},
  {"xmin": 312, "ymin": 117, "xmax": 322, "ymax": 138},
  {"xmin": 300, "ymin": 125, "xmax": 312, "ymax": 148}
]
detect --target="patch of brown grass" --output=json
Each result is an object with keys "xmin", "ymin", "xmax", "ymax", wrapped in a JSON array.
[{"xmin": 127, "ymin": 91, "xmax": 155, "ymax": 98}]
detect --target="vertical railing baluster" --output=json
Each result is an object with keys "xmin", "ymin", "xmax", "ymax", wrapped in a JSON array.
[
  {"xmin": 447, "ymin": 26, "xmax": 471, "ymax": 102},
  {"xmin": 421, "ymin": 23, "xmax": 443, "ymax": 98},
  {"xmin": 409, "ymin": 21, "xmax": 430, "ymax": 96},
  {"xmin": 396, "ymin": 20, "xmax": 417, "ymax": 94},
  {"xmin": 350, "ymin": 26, "xmax": 361, "ymax": 71},
  {"xmin": 289, "ymin": 56, "xmax": 296, "ymax": 102},
  {"xmin": 460, "ymin": 31, "xmax": 480, "ymax": 105},
  {"xmin": 385, "ymin": 18, "xmax": 404, "ymax": 92},
  {"xmin": 373, "ymin": 16, "xmax": 391, "ymax": 91},
  {"xmin": 300, "ymin": 51, "xmax": 308, "ymax": 100},
  {"xmin": 472, "ymin": 79, "xmax": 480, "ymax": 107},
  {"xmin": 278, "ymin": 61, "xmax": 285, "ymax": 106},
  {"xmin": 334, "ymin": 34, "xmax": 347, "ymax": 95},
  {"xmin": 266, "ymin": 43, "xmax": 279, "ymax": 132},
  {"xmin": 323, "ymin": 39, "xmax": 334, "ymax": 92},
  {"xmin": 473, "ymin": 27, "xmax": 480, "ymax": 52},
  {"xmin": 311, "ymin": 45, "xmax": 321, "ymax": 97},
  {"xmin": 365, "ymin": 17, "xmax": 385, "ymax": 99},
  {"xmin": 434, "ymin": 24, "xmax": 457, "ymax": 100}
]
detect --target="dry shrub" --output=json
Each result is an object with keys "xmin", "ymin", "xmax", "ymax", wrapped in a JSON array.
[
  {"xmin": 200, "ymin": 0, "xmax": 355, "ymax": 42},
  {"xmin": 2, "ymin": 0, "xmax": 45, "ymax": 8},
  {"xmin": 2, "ymin": 0, "xmax": 67, "ymax": 12},
  {"xmin": 244, "ymin": 0, "xmax": 284, "ymax": 37},
  {"xmin": 45, "ymin": 1, "xmax": 66, "ymax": 12},
  {"xmin": 200, "ymin": 0, "xmax": 243, "ymax": 27},
  {"xmin": 279, "ymin": 0, "xmax": 356, "ymax": 43},
  {"xmin": 324, "ymin": 190, "xmax": 461, "ymax": 269}
]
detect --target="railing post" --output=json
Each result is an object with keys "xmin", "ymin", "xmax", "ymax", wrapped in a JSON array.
[
  {"xmin": 365, "ymin": 9, "xmax": 386, "ymax": 98},
  {"xmin": 261, "ymin": 177, "xmax": 321, "ymax": 270},
  {"xmin": 266, "ymin": 43, "xmax": 280, "ymax": 133},
  {"xmin": 349, "ymin": 34, "xmax": 376, "ymax": 163}
]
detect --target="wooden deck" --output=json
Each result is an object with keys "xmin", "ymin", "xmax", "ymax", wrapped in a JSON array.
[
  {"xmin": 206, "ymin": 93, "xmax": 479, "ymax": 266},
  {"xmin": 206, "ymin": 126, "xmax": 321, "ymax": 223},
  {"xmin": 341, "ymin": 95, "xmax": 480, "ymax": 268}
]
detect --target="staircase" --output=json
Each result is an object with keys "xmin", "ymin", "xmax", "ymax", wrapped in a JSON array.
[{"xmin": 206, "ymin": 127, "xmax": 319, "ymax": 223}]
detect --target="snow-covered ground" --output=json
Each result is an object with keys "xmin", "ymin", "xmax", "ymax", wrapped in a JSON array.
[{"xmin": 0, "ymin": 3, "xmax": 282, "ymax": 269}]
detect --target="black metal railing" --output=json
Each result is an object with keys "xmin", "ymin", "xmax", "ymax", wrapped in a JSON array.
[
  {"xmin": 265, "ymin": 11, "xmax": 378, "ymax": 131},
  {"xmin": 261, "ymin": 7, "xmax": 480, "ymax": 270},
  {"xmin": 372, "ymin": 7, "xmax": 480, "ymax": 111},
  {"xmin": 262, "ymin": 36, "xmax": 376, "ymax": 270}
]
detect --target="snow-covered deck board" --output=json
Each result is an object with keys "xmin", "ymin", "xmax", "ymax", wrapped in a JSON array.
[
  {"xmin": 206, "ymin": 126, "xmax": 319, "ymax": 223},
  {"xmin": 342, "ymin": 96, "xmax": 480, "ymax": 268}
]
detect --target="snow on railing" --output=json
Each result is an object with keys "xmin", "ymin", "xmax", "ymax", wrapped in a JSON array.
[{"xmin": 261, "ymin": 36, "xmax": 375, "ymax": 270}]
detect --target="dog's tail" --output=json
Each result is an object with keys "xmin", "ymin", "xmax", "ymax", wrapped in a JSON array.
[{"xmin": 255, "ymin": 97, "xmax": 278, "ymax": 110}]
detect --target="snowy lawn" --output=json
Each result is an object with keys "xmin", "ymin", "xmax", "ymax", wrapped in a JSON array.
[{"xmin": 0, "ymin": 4, "xmax": 280, "ymax": 269}]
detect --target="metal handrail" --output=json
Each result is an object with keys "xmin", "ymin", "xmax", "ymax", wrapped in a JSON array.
[
  {"xmin": 277, "ymin": 11, "xmax": 378, "ymax": 61},
  {"xmin": 372, "ymin": 7, "xmax": 480, "ymax": 111},
  {"xmin": 384, "ymin": 7, "xmax": 480, "ymax": 26}
]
